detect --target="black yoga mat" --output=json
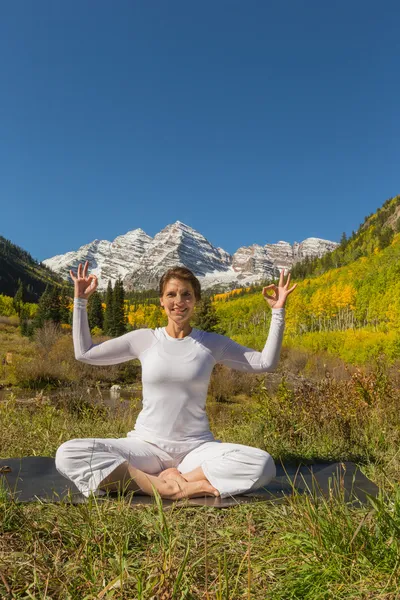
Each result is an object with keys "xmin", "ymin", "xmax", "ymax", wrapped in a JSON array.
[{"xmin": 0, "ymin": 457, "xmax": 379, "ymax": 508}]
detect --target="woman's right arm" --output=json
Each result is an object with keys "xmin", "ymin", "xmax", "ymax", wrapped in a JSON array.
[
  {"xmin": 73, "ymin": 297, "xmax": 153, "ymax": 365},
  {"xmin": 70, "ymin": 262, "xmax": 153, "ymax": 365}
]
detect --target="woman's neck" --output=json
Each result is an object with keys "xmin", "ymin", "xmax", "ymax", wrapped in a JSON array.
[{"xmin": 165, "ymin": 321, "xmax": 193, "ymax": 339}]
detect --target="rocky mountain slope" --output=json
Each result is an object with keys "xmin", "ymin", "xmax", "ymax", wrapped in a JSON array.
[{"xmin": 43, "ymin": 221, "xmax": 338, "ymax": 291}]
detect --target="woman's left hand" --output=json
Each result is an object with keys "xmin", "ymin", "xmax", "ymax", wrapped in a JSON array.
[{"xmin": 262, "ymin": 269, "xmax": 297, "ymax": 309}]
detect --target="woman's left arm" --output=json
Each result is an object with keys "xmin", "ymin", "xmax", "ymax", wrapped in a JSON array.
[
  {"xmin": 217, "ymin": 307, "xmax": 285, "ymax": 372},
  {"xmin": 217, "ymin": 269, "xmax": 296, "ymax": 373}
]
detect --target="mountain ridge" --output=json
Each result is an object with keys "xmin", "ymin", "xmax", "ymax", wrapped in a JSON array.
[{"xmin": 42, "ymin": 220, "xmax": 338, "ymax": 291}]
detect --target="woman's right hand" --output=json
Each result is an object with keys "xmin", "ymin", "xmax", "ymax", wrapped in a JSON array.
[{"xmin": 70, "ymin": 260, "xmax": 98, "ymax": 300}]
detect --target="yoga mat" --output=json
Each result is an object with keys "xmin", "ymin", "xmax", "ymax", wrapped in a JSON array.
[{"xmin": 0, "ymin": 457, "xmax": 379, "ymax": 508}]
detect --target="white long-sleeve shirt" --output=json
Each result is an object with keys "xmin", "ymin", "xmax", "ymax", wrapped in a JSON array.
[{"xmin": 73, "ymin": 298, "xmax": 285, "ymax": 452}]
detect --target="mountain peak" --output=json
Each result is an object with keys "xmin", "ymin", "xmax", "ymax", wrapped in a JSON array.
[
  {"xmin": 42, "ymin": 221, "xmax": 338, "ymax": 292},
  {"xmin": 172, "ymin": 220, "xmax": 194, "ymax": 230}
]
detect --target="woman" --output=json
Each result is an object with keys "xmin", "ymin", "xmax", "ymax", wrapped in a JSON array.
[{"xmin": 55, "ymin": 262, "xmax": 296, "ymax": 500}]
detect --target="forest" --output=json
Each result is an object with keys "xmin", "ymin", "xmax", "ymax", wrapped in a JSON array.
[{"xmin": 1, "ymin": 194, "xmax": 400, "ymax": 366}]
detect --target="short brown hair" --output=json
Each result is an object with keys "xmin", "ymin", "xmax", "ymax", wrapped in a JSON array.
[{"xmin": 159, "ymin": 266, "xmax": 202, "ymax": 301}]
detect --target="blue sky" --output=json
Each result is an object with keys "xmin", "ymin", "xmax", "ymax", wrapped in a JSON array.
[{"xmin": 1, "ymin": 1, "xmax": 399, "ymax": 261}]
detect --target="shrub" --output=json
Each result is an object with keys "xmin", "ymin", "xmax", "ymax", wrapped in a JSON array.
[
  {"xmin": 0, "ymin": 315, "xmax": 19, "ymax": 327},
  {"xmin": 209, "ymin": 364, "xmax": 257, "ymax": 403},
  {"xmin": 249, "ymin": 360, "xmax": 400, "ymax": 463},
  {"xmin": 33, "ymin": 321, "xmax": 62, "ymax": 355}
]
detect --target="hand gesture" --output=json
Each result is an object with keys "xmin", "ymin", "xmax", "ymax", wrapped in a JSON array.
[
  {"xmin": 70, "ymin": 260, "xmax": 98, "ymax": 300},
  {"xmin": 262, "ymin": 269, "xmax": 297, "ymax": 309}
]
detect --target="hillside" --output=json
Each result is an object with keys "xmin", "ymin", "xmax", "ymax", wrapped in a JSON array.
[
  {"xmin": 213, "ymin": 225, "xmax": 400, "ymax": 365},
  {"xmin": 290, "ymin": 194, "xmax": 400, "ymax": 280},
  {"xmin": 0, "ymin": 236, "xmax": 71, "ymax": 302}
]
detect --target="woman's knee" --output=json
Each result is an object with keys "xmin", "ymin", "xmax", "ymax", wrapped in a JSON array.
[
  {"xmin": 55, "ymin": 438, "xmax": 95, "ymax": 475},
  {"xmin": 255, "ymin": 450, "xmax": 276, "ymax": 487},
  {"xmin": 55, "ymin": 439, "xmax": 75, "ymax": 474}
]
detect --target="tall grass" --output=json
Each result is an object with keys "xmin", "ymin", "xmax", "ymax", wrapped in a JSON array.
[
  {"xmin": 0, "ymin": 472, "xmax": 399, "ymax": 597},
  {"xmin": 1, "ymin": 358, "xmax": 400, "ymax": 597}
]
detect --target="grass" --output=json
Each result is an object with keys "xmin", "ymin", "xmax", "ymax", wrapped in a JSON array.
[
  {"xmin": 0, "ymin": 469, "xmax": 399, "ymax": 598},
  {"xmin": 0, "ymin": 335, "xmax": 400, "ymax": 597}
]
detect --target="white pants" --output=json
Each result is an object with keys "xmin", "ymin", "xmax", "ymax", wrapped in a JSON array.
[{"xmin": 55, "ymin": 435, "xmax": 276, "ymax": 499}]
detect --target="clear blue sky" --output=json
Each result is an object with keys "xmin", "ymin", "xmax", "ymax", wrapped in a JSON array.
[{"xmin": 1, "ymin": 1, "xmax": 399, "ymax": 261}]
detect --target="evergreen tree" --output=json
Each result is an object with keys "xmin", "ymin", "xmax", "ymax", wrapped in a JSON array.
[
  {"xmin": 377, "ymin": 226, "xmax": 394, "ymax": 250},
  {"xmin": 340, "ymin": 232, "xmax": 348, "ymax": 248},
  {"xmin": 352, "ymin": 247, "xmax": 363, "ymax": 261},
  {"xmin": 193, "ymin": 295, "xmax": 221, "ymax": 333},
  {"xmin": 19, "ymin": 304, "xmax": 30, "ymax": 336},
  {"xmin": 88, "ymin": 291, "xmax": 104, "ymax": 331},
  {"xmin": 113, "ymin": 277, "xmax": 126, "ymax": 336},
  {"xmin": 32, "ymin": 284, "xmax": 53, "ymax": 329},
  {"xmin": 103, "ymin": 280, "xmax": 114, "ymax": 335},
  {"xmin": 48, "ymin": 286, "xmax": 61, "ymax": 323},
  {"xmin": 13, "ymin": 279, "xmax": 24, "ymax": 316},
  {"xmin": 59, "ymin": 286, "xmax": 71, "ymax": 325},
  {"xmin": 324, "ymin": 252, "xmax": 333, "ymax": 269}
]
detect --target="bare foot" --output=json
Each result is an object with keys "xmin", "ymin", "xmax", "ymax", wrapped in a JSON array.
[
  {"xmin": 100, "ymin": 462, "xmax": 220, "ymax": 500},
  {"xmin": 158, "ymin": 468, "xmax": 220, "ymax": 499},
  {"xmin": 157, "ymin": 467, "xmax": 188, "ymax": 482},
  {"xmin": 169, "ymin": 478, "xmax": 220, "ymax": 500},
  {"xmin": 195, "ymin": 480, "xmax": 221, "ymax": 498}
]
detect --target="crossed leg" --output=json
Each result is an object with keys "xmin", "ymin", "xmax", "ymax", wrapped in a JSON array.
[
  {"xmin": 157, "ymin": 466, "xmax": 207, "ymax": 483},
  {"xmin": 55, "ymin": 436, "xmax": 275, "ymax": 500},
  {"xmin": 55, "ymin": 436, "xmax": 220, "ymax": 499},
  {"xmin": 99, "ymin": 462, "xmax": 219, "ymax": 499}
]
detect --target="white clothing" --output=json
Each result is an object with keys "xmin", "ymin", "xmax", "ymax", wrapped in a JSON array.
[
  {"xmin": 55, "ymin": 298, "xmax": 285, "ymax": 498},
  {"xmin": 55, "ymin": 436, "xmax": 277, "ymax": 499},
  {"xmin": 72, "ymin": 298, "xmax": 285, "ymax": 452}
]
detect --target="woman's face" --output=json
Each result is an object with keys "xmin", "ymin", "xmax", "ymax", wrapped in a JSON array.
[{"xmin": 160, "ymin": 278, "xmax": 197, "ymax": 326}]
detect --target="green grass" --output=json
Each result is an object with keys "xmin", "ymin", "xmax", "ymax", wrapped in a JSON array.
[
  {"xmin": 1, "ymin": 344, "xmax": 400, "ymax": 597},
  {"xmin": 0, "ymin": 469, "xmax": 399, "ymax": 598}
]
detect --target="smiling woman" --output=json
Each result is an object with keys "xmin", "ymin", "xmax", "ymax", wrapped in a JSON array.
[
  {"xmin": 55, "ymin": 262, "xmax": 296, "ymax": 500},
  {"xmin": 159, "ymin": 267, "xmax": 201, "ymax": 339}
]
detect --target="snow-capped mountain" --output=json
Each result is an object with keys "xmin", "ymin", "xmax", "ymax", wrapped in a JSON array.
[
  {"xmin": 42, "ymin": 221, "xmax": 338, "ymax": 291},
  {"xmin": 123, "ymin": 221, "xmax": 231, "ymax": 290},
  {"xmin": 44, "ymin": 229, "xmax": 152, "ymax": 287}
]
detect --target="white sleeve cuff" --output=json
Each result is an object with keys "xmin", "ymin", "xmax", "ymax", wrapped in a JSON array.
[{"xmin": 74, "ymin": 298, "xmax": 88, "ymax": 308}]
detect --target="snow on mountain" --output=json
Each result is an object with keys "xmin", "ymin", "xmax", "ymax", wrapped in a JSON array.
[
  {"xmin": 43, "ymin": 221, "xmax": 339, "ymax": 291},
  {"xmin": 42, "ymin": 228, "xmax": 152, "ymax": 286},
  {"xmin": 232, "ymin": 244, "xmax": 275, "ymax": 276},
  {"xmin": 123, "ymin": 221, "xmax": 231, "ymax": 290},
  {"xmin": 293, "ymin": 237, "xmax": 339, "ymax": 260}
]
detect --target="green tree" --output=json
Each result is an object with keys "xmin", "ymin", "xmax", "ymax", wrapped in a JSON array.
[
  {"xmin": 103, "ymin": 280, "xmax": 114, "ymax": 335},
  {"xmin": 19, "ymin": 304, "xmax": 30, "ymax": 337},
  {"xmin": 88, "ymin": 291, "xmax": 104, "ymax": 331},
  {"xmin": 48, "ymin": 286, "xmax": 61, "ymax": 323},
  {"xmin": 32, "ymin": 284, "xmax": 53, "ymax": 329},
  {"xmin": 113, "ymin": 277, "xmax": 126, "ymax": 336},
  {"xmin": 377, "ymin": 226, "xmax": 394, "ymax": 250},
  {"xmin": 193, "ymin": 295, "xmax": 222, "ymax": 333},
  {"xmin": 323, "ymin": 252, "xmax": 333, "ymax": 270},
  {"xmin": 59, "ymin": 286, "xmax": 71, "ymax": 325},
  {"xmin": 13, "ymin": 279, "xmax": 24, "ymax": 316}
]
